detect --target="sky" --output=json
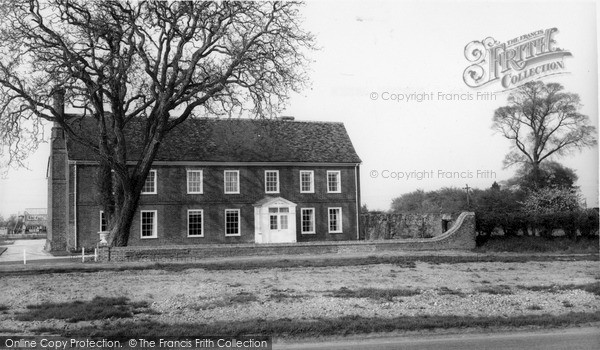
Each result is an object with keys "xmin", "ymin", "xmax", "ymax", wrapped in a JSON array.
[{"xmin": 0, "ymin": 0, "xmax": 598, "ymax": 216}]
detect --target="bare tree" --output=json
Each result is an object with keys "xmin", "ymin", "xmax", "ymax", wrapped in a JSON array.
[
  {"xmin": 492, "ymin": 81, "xmax": 596, "ymax": 188},
  {"xmin": 0, "ymin": 0, "xmax": 314, "ymax": 246}
]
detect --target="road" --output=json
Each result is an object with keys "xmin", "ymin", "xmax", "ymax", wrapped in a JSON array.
[{"xmin": 275, "ymin": 327, "xmax": 600, "ymax": 350}]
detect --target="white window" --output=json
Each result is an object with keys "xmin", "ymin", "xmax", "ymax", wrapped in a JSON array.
[
  {"xmin": 224, "ymin": 170, "xmax": 240, "ymax": 194},
  {"xmin": 140, "ymin": 210, "xmax": 157, "ymax": 238},
  {"xmin": 268, "ymin": 207, "xmax": 289, "ymax": 230},
  {"xmin": 99, "ymin": 211, "xmax": 108, "ymax": 232},
  {"xmin": 300, "ymin": 171, "xmax": 314, "ymax": 193},
  {"xmin": 328, "ymin": 207, "xmax": 342, "ymax": 233},
  {"xmin": 187, "ymin": 170, "xmax": 203, "ymax": 194},
  {"xmin": 327, "ymin": 171, "xmax": 341, "ymax": 193},
  {"xmin": 141, "ymin": 170, "xmax": 157, "ymax": 194},
  {"xmin": 187, "ymin": 210, "xmax": 204, "ymax": 237},
  {"xmin": 301, "ymin": 208, "xmax": 315, "ymax": 234},
  {"xmin": 265, "ymin": 170, "xmax": 279, "ymax": 193},
  {"xmin": 225, "ymin": 209, "xmax": 240, "ymax": 236}
]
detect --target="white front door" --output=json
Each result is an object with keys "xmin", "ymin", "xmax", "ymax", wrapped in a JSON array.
[
  {"xmin": 254, "ymin": 197, "xmax": 297, "ymax": 243},
  {"xmin": 269, "ymin": 207, "xmax": 290, "ymax": 242}
]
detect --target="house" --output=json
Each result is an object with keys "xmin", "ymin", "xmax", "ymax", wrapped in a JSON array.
[
  {"xmin": 46, "ymin": 117, "xmax": 361, "ymax": 251},
  {"xmin": 23, "ymin": 208, "xmax": 48, "ymax": 233}
]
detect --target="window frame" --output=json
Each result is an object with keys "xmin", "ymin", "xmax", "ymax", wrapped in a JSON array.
[
  {"xmin": 265, "ymin": 170, "xmax": 280, "ymax": 194},
  {"xmin": 99, "ymin": 211, "xmax": 107, "ymax": 232},
  {"xmin": 140, "ymin": 210, "xmax": 158, "ymax": 239},
  {"xmin": 187, "ymin": 209, "xmax": 204, "ymax": 237},
  {"xmin": 224, "ymin": 209, "xmax": 241, "ymax": 236},
  {"xmin": 328, "ymin": 207, "xmax": 343, "ymax": 233},
  {"xmin": 141, "ymin": 169, "xmax": 157, "ymax": 194},
  {"xmin": 301, "ymin": 208, "xmax": 316, "ymax": 234},
  {"xmin": 186, "ymin": 170, "xmax": 204, "ymax": 194},
  {"xmin": 326, "ymin": 170, "xmax": 341, "ymax": 193},
  {"xmin": 299, "ymin": 170, "xmax": 315, "ymax": 193},
  {"xmin": 224, "ymin": 170, "xmax": 240, "ymax": 194}
]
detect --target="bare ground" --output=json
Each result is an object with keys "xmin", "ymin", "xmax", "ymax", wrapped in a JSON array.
[{"xmin": 0, "ymin": 260, "xmax": 598, "ymax": 335}]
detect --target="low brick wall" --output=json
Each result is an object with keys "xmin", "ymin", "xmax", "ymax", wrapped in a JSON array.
[{"xmin": 98, "ymin": 212, "xmax": 476, "ymax": 262}]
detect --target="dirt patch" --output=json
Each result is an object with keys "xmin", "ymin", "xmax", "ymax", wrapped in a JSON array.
[{"xmin": 0, "ymin": 260, "xmax": 598, "ymax": 335}]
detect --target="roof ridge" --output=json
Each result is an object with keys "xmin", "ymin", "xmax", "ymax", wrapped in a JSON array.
[{"xmin": 185, "ymin": 117, "xmax": 344, "ymax": 125}]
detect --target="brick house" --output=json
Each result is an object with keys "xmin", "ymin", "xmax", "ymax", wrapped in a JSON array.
[{"xmin": 46, "ymin": 117, "xmax": 361, "ymax": 251}]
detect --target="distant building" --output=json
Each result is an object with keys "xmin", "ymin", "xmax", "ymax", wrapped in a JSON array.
[
  {"xmin": 23, "ymin": 208, "xmax": 48, "ymax": 233},
  {"xmin": 47, "ymin": 117, "xmax": 362, "ymax": 251}
]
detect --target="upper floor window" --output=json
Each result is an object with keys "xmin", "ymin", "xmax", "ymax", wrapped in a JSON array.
[
  {"xmin": 300, "ymin": 170, "xmax": 314, "ymax": 193},
  {"xmin": 141, "ymin": 170, "xmax": 157, "ymax": 194},
  {"xmin": 265, "ymin": 170, "xmax": 279, "ymax": 193},
  {"xmin": 187, "ymin": 170, "xmax": 203, "ymax": 194},
  {"xmin": 327, "ymin": 171, "xmax": 341, "ymax": 193},
  {"xmin": 187, "ymin": 209, "xmax": 204, "ymax": 237},
  {"xmin": 224, "ymin": 170, "xmax": 240, "ymax": 194},
  {"xmin": 140, "ymin": 210, "xmax": 157, "ymax": 238}
]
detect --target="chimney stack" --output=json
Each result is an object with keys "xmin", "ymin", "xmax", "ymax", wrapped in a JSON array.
[{"xmin": 52, "ymin": 88, "xmax": 65, "ymax": 117}]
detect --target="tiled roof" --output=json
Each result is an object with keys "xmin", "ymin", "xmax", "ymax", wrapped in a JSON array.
[{"xmin": 65, "ymin": 118, "xmax": 361, "ymax": 163}]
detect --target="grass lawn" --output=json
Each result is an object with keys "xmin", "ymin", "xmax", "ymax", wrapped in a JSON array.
[{"xmin": 34, "ymin": 312, "xmax": 600, "ymax": 339}]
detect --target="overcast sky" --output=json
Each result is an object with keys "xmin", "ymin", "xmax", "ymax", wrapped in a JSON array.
[{"xmin": 0, "ymin": 0, "xmax": 598, "ymax": 216}]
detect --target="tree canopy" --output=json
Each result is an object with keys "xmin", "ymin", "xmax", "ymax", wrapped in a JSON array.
[
  {"xmin": 505, "ymin": 161, "xmax": 579, "ymax": 191},
  {"xmin": 0, "ymin": 0, "xmax": 314, "ymax": 246},
  {"xmin": 492, "ymin": 81, "xmax": 596, "ymax": 188}
]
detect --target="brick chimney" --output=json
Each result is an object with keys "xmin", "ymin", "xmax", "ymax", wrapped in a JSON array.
[
  {"xmin": 50, "ymin": 88, "xmax": 65, "ymax": 140},
  {"xmin": 46, "ymin": 88, "xmax": 69, "ymax": 252}
]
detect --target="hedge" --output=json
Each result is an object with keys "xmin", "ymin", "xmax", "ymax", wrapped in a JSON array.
[{"xmin": 475, "ymin": 208, "xmax": 599, "ymax": 242}]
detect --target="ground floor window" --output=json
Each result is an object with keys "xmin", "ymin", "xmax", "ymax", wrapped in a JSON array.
[
  {"xmin": 188, "ymin": 210, "xmax": 204, "ymax": 237},
  {"xmin": 140, "ymin": 210, "xmax": 157, "ymax": 238},
  {"xmin": 99, "ymin": 211, "xmax": 107, "ymax": 232},
  {"xmin": 328, "ymin": 207, "xmax": 342, "ymax": 233},
  {"xmin": 301, "ymin": 208, "xmax": 315, "ymax": 234},
  {"xmin": 225, "ymin": 209, "xmax": 240, "ymax": 236}
]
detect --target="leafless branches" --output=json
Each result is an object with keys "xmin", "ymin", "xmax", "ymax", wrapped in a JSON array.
[
  {"xmin": 492, "ymin": 81, "xmax": 596, "ymax": 173},
  {"xmin": 0, "ymin": 0, "xmax": 314, "ymax": 245}
]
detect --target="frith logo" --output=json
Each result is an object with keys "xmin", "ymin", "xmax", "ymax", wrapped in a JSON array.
[{"xmin": 463, "ymin": 28, "xmax": 572, "ymax": 90}]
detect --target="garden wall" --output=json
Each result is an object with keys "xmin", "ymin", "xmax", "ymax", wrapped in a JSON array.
[
  {"xmin": 98, "ymin": 212, "xmax": 476, "ymax": 262},
  {"xmin": 360, "ymin": 212, "xmax": 459, "ymax": 240}
]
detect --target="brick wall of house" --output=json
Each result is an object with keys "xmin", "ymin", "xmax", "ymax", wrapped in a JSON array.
[
  {"xmin": 97, "ymin": 212, "xmax": 477, "ymax": 262},
  {"xmin": 75, "ymin": 164, "xmax": 360, "ymax": 249}
]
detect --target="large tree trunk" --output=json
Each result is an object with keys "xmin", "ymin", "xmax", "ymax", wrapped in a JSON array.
[
  {"xmin": 104, "ymin": 126, "xmax": 164, "ymax": 247},
  {"xmin": 109, "ymin": 193, "xmax": 141, "ymax": 247},
  {"xmin": 531, "ymin": 162, "xmax": 542, "ymax": 189}
]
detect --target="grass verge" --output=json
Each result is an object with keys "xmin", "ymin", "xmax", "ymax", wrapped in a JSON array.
[
  {"xmin": 517, "ymin": 282, "xmax": 600, "ymax": 296},
  {"xmin": 2, "ymin": 253, "xmax": 597, "ymax": 277},
  {"xmin": 37, "ymin": 312, "xmax": 600, "ymax": 339},
  {"xmin": 193, "ymin": 292, "xmax": 258, "ymax": 311},
  {"xmin": 326, "ymin": 287, "xmax": 420, "ymax": 301},
  {"xmin": 477, "ymin": 285, "xmax": 513, "ymax": 295},
  {"xmin": 16, "ymin": 296, "xmax": 154, "ymax": 323}
]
